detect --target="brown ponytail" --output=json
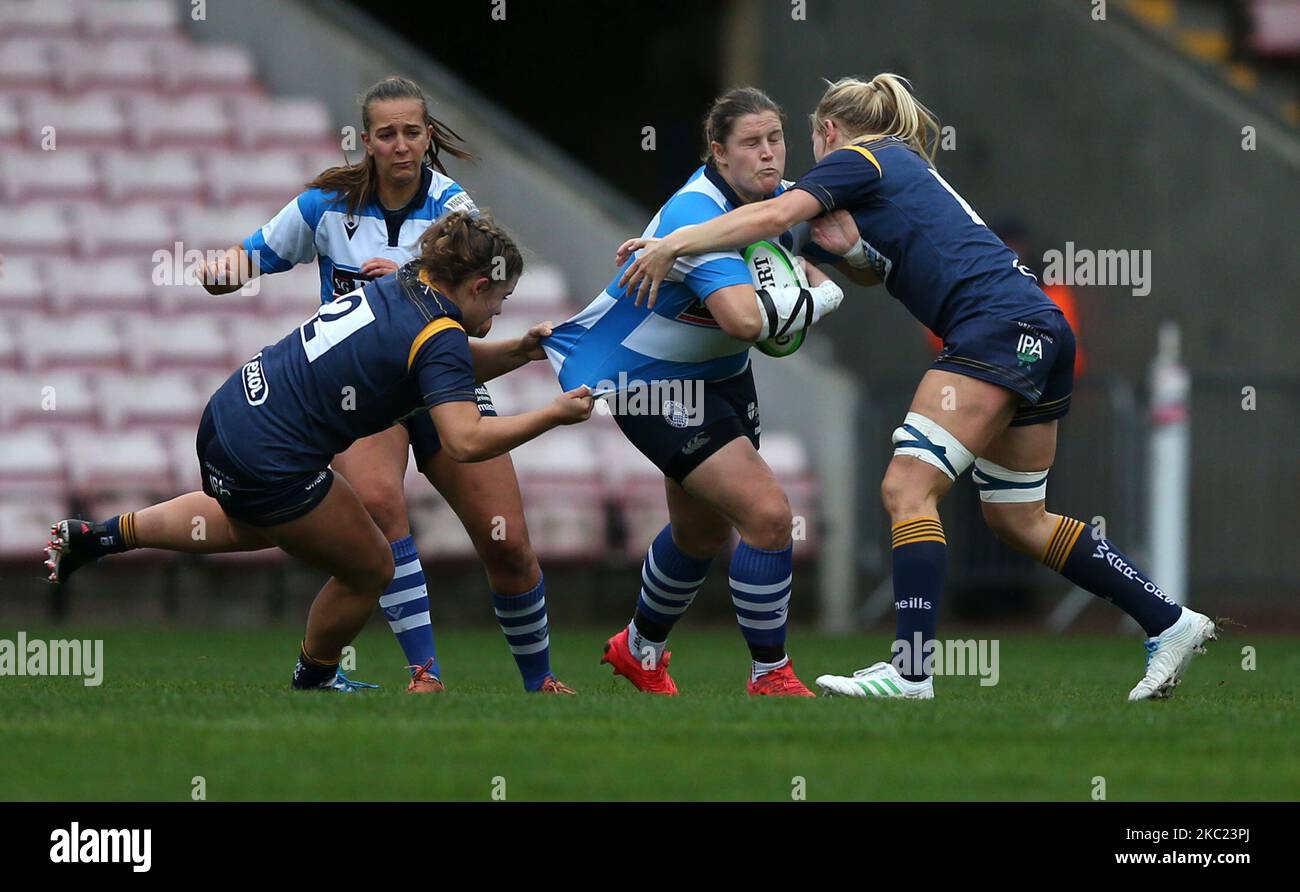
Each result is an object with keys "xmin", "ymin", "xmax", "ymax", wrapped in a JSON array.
[
  {"xmin": 308, "ymin": 76, "xmax": 473, "ymax": 218},
  {"xmin": 415, "ymin": 211, "xmax": 523, "ymax": 288}
]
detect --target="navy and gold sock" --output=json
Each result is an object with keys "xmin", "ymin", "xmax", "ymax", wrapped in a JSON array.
[
  {"xmin": 1043, "ymin": 516, "xmax": 1182, "ymax": 636},
  {"xmin": 292, "ymin": 642, "xmax": 339, "ymax": 689},
  {"xmin": 95, "ymin": 513, "xmax": 138, "ymax": 556},
  {"xmin": 890, "ymin": 516, "xmax": 947, "ymax": 682}
]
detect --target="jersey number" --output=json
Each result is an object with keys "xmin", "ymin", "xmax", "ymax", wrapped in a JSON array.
[
  {"xmin": 929, "ymin": 169, "xmax": 1036, "ymax": 280},
  {"xmin": 300, "ymin": 289, "xmax": 376, "ymax": 363}
]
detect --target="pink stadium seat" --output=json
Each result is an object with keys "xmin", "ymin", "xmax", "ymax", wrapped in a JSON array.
[
  {"xmin": 62, "ymin": 427, "xmax": 172, "ymax": 496},
  {"xmin": 164, "ymin": 427, "xmax": 202, "ymax": 493},
  {"xmin": 511, "ymin": 265, "xmax": 572, "ymax": 317},
  {"xmin": 175, "ymin": 203, "xmax": 272, "ymax": 254},
  {"xmin": 480, "ymin": 366, "xmax": 560, "ymax": 417},
  {"xmin": 509, "ymin": 428, "xmax": 607, "ymax": 560},
  {"xmin": 0, "ymin": 255, "xmax": 47, "ymax": 313},
  {"xmin": 128, "ymin": 95, "xmax": 232, "ymax": 148},
  {"xmin": 50, "ymin": 256, "xmax": 154, "ymax": 313},
  {"xmin": 301, "ymin": 148, "xmax": 353, "ymax": 180},
  {"xmin": 236, "ymin": 98, "xmax": 334, "ymax": 149},
  {"xmin": 0, "ymin": 491, "xmax": 67, "ymax": 562},
  {"xmin": 0, "ymin": 428, "xmax": 65, "ymax": 494},
  {"xmin": 758, "ymin": 432, "xmax": 820, "ymax": 553},
  {"xmin": 155, "ymin": 274, "xmax": 262, "ymax": 315},
  {"xmin": 0, "ymin": 39, "xmax": 54, "ymax": 89},
  {"xmin": 15, "ymin": 314, "xmax": 124, "ymax": 371},
  {"xmin": 74, "ymin": 201, "xmax": 175, "ymax": 255},
  {"xmin": 121, "ymin": 314, "xmax": 231, "ymax": 371},
  {"xmin": 0, "ymin": 1, "xmax": 80, "ymax": 39},
  {"xmin": 0, "ymin": 96, "xmax": 22, "ymax": 146},
  {"xmin": 55, "ymin": 39, "xmax": 162, "ymax": 93},
  {"xmin": 0, "ymin": 149, "xmax": 99, "ymax": 202},
  {"xmin": 158, "ymin": 43, "xmax": 258, "ymax": 95},
  {"xmin": 0, "ymin": 319, "xmax": 17, "ymax": 369},
  {"xmin": 254, "ymin": 263, "xmax": 323, "ymax": 314},
  {"xmin": 410, "ymin": 500, "xmax": 479, "ymax": 560},
  {"xmin": 226, "ymin": 313, "xmax": 307, "ymax": 367},
  {"xmin": 97, "ymin": 371, "xmax": 205, "ymax": 429},
  {"xmin": 21, "ymin": 93, "xmax": 128, "ymax": 147},
  {"xmin": 0, "ymin": 369, "xmax": 99, "ymax": 428},
  {"xmin": 101, "ymin": 149, "xmax": 202, "ymax": 203},
  {"xmin": 1, "ymin": 202, "xmax": 72, "ymax": 254},
  {"xmin": 204, "ymin": 150, "xmax": 308, "ymax": 204},
  {"xmin": 582, "ymin": 420, "xmax": 666, "ymax": 557},
  {"xmin": 84, "ymin": 0, "xmax": 179, "ymax": 39}
]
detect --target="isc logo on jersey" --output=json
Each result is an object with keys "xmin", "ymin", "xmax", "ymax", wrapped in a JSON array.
[{"xmin": 242, "ymin": 353, "xmax": 269, "ymax": 405}]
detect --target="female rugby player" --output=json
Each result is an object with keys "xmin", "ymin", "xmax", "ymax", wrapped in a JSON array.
[
  {"xmin": 48, "ymin": 213, "xmax": 592, "ymax": 694},
  {"xmin": 546, "ymin": 88, "xmax": 844, "ymax": 696},
  {"xmin": 618, "ymin": 75, "xmax": 1216, "ymax": 701},
  {"xmin": 202, "ymin": 77, "xmax": 555, "ymax": 693}
]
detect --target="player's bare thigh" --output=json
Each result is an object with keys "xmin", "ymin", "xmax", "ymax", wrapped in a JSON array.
[
  {"xmin": 882, "ymin": 369, "xmax": 1023, "ymax": 515},
  {"xmin": 258, "ymin": 472, "xmax": 394, "ymax": 593},
  {"xmin": 331, "ymin": 424, "xmax": 413, "ymax": 540},
  {"xmin": 980, "ymin": 418, "xmax": 1059, "ymax": 472},
  {"xmin": 679, "ymin": 437, "xmax": 791, "ymax": 550},
  {"xmin": 418, "ymin": 449, "xmax": 540, "ymax": 591},
  {"xmin": 908, "ymin": 368, "xmax": 1020, "ymax": 454}
]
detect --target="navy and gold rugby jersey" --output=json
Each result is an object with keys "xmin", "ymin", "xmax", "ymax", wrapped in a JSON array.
[
  {"xmin": 793, "ymin": 137, "xmax": 1054, "ymax": 338},
  {"xmin": 207, "ymin": 262, "xmax": 477, "ymax": 475}
]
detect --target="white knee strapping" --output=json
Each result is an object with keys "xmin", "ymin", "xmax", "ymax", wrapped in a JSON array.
[
  {"xmin": 972, "ymin": 458, "xmax": 1049, "ymax": 503},
  {"xmin": 890, "ymin": 412, "xmax": 975, "ymax": 482}
]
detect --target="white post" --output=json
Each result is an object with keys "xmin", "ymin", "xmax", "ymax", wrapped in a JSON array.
[{"xmin": 1147, "ymin": 322, "xmax": 1191, "ymax": 605}]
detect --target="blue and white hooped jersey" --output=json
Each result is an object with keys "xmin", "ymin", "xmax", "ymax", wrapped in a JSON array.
[
  {"xmin": 242, "ymin": 165, "xmax": 478, "ymax": 303},
  {"xmin": 545, "ymin": 164, "xmax": 800, "ymax": 392}
]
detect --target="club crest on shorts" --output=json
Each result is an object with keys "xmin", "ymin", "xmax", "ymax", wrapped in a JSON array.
[{"xmin": 662, "ymin": 400, "xmax": 691, "ymax": 429}]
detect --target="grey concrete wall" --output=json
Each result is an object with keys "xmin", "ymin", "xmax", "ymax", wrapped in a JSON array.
[
  {"xmin": 756, "ymin": 0, "xmax": 1300, "ymax": 379},
  {"xmin": 753, "ymin": 0, "xmax": 1300, "ymax": 603}
]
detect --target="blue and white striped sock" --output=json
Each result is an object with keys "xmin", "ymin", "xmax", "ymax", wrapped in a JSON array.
[
  {"xmin": 378, "ymin": 536, "xmax": 438, "ymax": 677},
  {"xmin": 630, "ymin": 524, "xmax": 712, "ymax": 659},
  {"xmin": 492, "ymin": 575, "xmax": 552, "ymax": 691},
  {"xmin": 729, "ymin": 541, "xmax": 793, "ymax": 660}
]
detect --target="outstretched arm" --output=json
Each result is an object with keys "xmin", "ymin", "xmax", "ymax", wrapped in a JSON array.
[
  {"xmin": 429, "ymin": 387, "xmax": 593, "ymax": 463},
  {"xmin": 615, "ymin": 189, "xmax": 825, "ymax": 308},
  {"xmin": 468, "ymin": 322, "xmax": 554, "ymax": 384}
]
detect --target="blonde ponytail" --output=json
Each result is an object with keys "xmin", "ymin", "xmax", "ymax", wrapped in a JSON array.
[{"xmin": 811, "ymin": 73, "xmax": 941, "ymax": 163}]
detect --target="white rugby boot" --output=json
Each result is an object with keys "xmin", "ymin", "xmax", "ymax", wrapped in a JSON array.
[
  {"xmin": 1128, "ymin": 606, "xmax": 1218, "ymax": 701},
  {"xmin": 815, "ymin": 661, "xmax": 934, "ymax": 699}
]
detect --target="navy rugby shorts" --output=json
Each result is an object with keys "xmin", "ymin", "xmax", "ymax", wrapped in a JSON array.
[
  {"xmin": 612, "ymin": 365, "xmax": 761, "ymax": 483},
  {"xmin": 932, "ymin": 307, "xmax": 1076, "ymax": 426}
]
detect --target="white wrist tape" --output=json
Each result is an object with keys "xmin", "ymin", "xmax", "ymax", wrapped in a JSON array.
[
  {"xmin": 842, "ymin": 239, "xmax": 872, "ymax": 270},
  {"xmin": 754, "ymin": 280, "xmax": 845, "ymax": 340}
]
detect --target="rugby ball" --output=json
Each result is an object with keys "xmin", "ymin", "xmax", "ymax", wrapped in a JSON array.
[{"xmin": 743, "ymin": 239, "xmax": 808, "ymax": 358}]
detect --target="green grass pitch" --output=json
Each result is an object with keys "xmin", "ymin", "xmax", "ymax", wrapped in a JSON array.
[{"xmin": 2, "ymin": 625, "xmax": 1297, "ymax": 801}]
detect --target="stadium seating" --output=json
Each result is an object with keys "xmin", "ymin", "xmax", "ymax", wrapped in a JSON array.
[{"xmin": 0, "ymin": 2, "xmax": 820, "ymax": 569}]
